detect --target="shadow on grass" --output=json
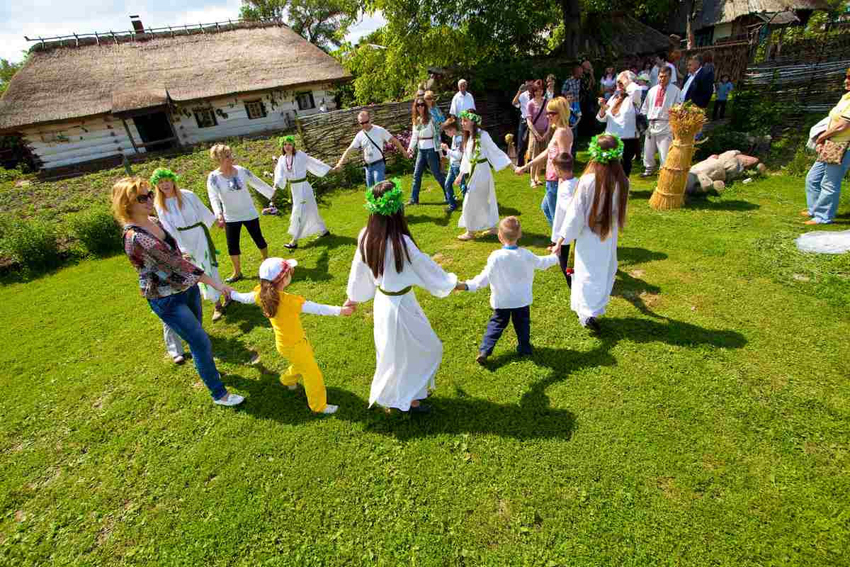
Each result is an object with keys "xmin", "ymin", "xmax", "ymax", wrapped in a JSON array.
[
  {"xmin": 406, "ymin": 211, "xmax": 453, "ymax": 228},
  {"xmin": 629, "ymin": 189, "xmax": 655, "ymax": 200},
  {"xmin": 306, "ymin": 233, "xmax": 358, "ymax": 251},
  {"xmin": 685, "ymin": 197, "xmax": 760, "ymax": 212},
  {"xmin": 618, "ymin": 247, "xmax": 668, "ymax": 267},
  {"xmin": 294, "ymin": 250, "xmax": 333, "ymax": 283}
]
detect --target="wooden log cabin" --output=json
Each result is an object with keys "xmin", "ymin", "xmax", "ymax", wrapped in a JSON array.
[{"xmin": 0, "ymin": 18, "xmax": 350, "ymax": 170}]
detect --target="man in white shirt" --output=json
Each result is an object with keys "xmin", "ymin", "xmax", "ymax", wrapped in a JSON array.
[
  {"xmin": 455, "ymin": 216, "xmax": 558, "ymax": 364},
  {"xmin": 450, "ymin": 79, "xmax": 476, "ymax": 117},
  {"xmin": 512, "ymin": 80, "xmax": 533, "ymax": 167},
  {"xmin": 640, "ymin": 66, "xmax": 682, "ymax": 177},
  {"xmin": 333, "ymin": 110, "xmax": 406, "ymax": 187}
]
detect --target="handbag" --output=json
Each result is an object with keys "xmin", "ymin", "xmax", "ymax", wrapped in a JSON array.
[{"xmin": 816, "ymin": 139, "xmax": 849, "ymax": 164}]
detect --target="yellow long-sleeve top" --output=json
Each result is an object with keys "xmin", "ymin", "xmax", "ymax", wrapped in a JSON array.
[{"xmin": 230, "ymin": 287, "xmax": 342, "ymax": 350}]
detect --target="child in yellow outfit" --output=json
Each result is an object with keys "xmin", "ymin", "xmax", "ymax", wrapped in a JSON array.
[{"xmin": 229, "ymin": 257, "xmax": 353, "ymax": 414}]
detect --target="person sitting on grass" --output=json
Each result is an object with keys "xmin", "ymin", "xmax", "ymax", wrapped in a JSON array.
[
  {"xmin": 550, "ymin": 134, "xmax": 630, "ymax": 334},
  {"xmin": 273, "ymin": 135, "xmax": 333, "ymax": 250},
  {"xmin": 455, "ymin": 216, "xmax": 559, "ymax": 365},
  {"xmin": 228, "ymin": 258, "xmax": 353, "ymax": 415}
]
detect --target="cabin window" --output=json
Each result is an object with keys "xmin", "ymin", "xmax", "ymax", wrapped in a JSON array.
[
  {"xmin": 194, "ymin": 108, "xmax": 218, "ymax": 129},
  {"xmin": 296, "ymin": 92, "xmax": 316, "ymax": 111},
  {"xmin": 244, "ymin": 100, "xmax": 267, "ymax": 120}
]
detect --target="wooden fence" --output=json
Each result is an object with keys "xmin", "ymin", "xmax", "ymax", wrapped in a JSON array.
[
  {"xmin": 296, "ymin": 92, "xmax": 517, "ymax": 165},
  {"xmin": 743, "ymin": 59, "xmax": 850, "ymax": 113},
  {"xmin": 677, "ymin": 42, "xmax": 752, "ymax": 84}
]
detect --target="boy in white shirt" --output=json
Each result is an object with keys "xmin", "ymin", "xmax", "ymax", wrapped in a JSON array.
[{"xmin": 455, "ymin": 216, "xmax": 559, "ymax": 364}]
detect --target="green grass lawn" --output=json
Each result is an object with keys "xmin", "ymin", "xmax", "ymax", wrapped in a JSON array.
[{"xmin": 1, "ymin": 148, "xmax": 849, "ymax": 566}]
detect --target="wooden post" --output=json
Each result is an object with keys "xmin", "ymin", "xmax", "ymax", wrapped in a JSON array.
[{"xmin": 121, "ymin": 118, "xmax": 140, "ymax": 154}]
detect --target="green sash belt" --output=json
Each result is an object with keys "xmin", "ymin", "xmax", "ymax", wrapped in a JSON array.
[
  {"xmin": 177, "ymin": 222, "xmax": 219, "ymax": 268},
  {"xmin": 470, "ymin": 157, "xmax": 489, "ymax": 180},
  {"xmin": 288, "ymin": 177, "xmax": 307, "ymax": 185},
  {"xmin": 378, "ymin": 286, "xmax": 412, "ymax": 296}
]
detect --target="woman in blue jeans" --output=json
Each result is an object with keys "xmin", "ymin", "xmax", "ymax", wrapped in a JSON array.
[
  {"xmin": 407, "ymin": 97, "xmax": 447, "ymax": 205},
  {"xmin": 112, "ymin": 177, "xmax": 244, "ymax": 407},
  {"xmin": 803, "ymin": 71, "xmax": 850, "ymax": 225}
]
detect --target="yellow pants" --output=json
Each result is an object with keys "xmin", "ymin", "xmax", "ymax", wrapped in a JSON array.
[{"xmin": 277, "ymin": 339, "xmax": 327, "ymax": 413}]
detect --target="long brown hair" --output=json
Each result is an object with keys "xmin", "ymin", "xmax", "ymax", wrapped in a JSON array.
[
  {"xmin": 360, "ymin": 181, "xmax": 417, "ymax": 278},
  {"xmin": 258, "ymin": 278, "xmax": 281, "ymax": 318},
  {"xmin": 583, "ymin": 135, "xmax": 629, "ymax": 240},
  {"xmin": 461, "ymin": 120, "xmax": 480, "ymax": 158},
  {"xmin": 411, "ymin": 97, "xmax": 431, "ymax": 128}
]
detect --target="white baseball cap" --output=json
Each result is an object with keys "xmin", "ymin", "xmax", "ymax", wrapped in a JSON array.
[{"xmin": 258, "ymin": 257, "xmax": 298, "ymax": 281}]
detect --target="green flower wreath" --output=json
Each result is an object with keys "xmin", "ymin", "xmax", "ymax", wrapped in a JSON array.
[
  {"xmin": 278, "ymin": 135, "xmax": 296, "ymax": 148},
  {"xmin": 458, "ymin": 110, "xmax": 482, "ymax": 125},
  {"xmin": 365, "ymin": 178, "xmax": 404, "ymax": 216},
  {"xmin": 588, "ymin": 135, "xmax": 624, "ymax": 164},
  {"xmin": 149, "ymin": 168, "xmax": 179, "ymax": 187}
]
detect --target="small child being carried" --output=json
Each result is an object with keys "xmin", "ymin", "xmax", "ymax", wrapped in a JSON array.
[
  {"xmin": 229, "ymin": 257, "xmax": 353, "ymax": 414},
  {"xmin": 455, "ymin": 216, "xmax": 559, "ymax": 364}
]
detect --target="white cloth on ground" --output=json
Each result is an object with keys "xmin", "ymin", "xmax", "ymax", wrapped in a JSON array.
[
  {"xmin": 274, "ymin": 151, "xmax": 332, "ymax": 240},
  {"xmin": 156, "ymin": 190, "xmax": 222, "ymax": 302},
  {"xmin": 346, "ymin": 230, "xmax": 457, "ymax": 411},
  {"xmin": 556, "ymin": 173, "xmax": 624, "ymax": 323},
  {"xmin": 796, "ymin": 230, "xmax": 850, "ymax": 254},
  {"xmin": 465, "ymin": 247, "xmax": 559, "ymax": 309},
  {"xmin": 458, "ymin": 130, "xmax": 512, "ymax": 232},
  {"xmin": 207, "ymin": 166, "xmax": 275, "ymax": 223}
]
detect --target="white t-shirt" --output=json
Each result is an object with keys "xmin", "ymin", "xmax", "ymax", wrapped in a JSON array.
[
  {"xmin": 515, "ymin": 91, "xmax": 531, "ymax": 119},
  {"xmin": 465, "ymin": 246, "xmax": 559, "ymax": 309},
  {"xmin": 207, "ymin": 166, "xmax": 276, "ymax": 223},
  {"xmin": 348, "ymin": 125, "xmax": 392, "ymax": 165}
]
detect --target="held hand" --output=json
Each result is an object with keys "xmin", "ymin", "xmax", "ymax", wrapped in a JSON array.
[
  {"xmin": 407, "ymin": 150, "xmax": 414, "ymax": 159},
  {"xmin": 220, "ymin": 285, "xmax": 235, "ymax": 298},
  {"xmin": 340, "ymin": 305, "xmax": 355, "ymax": 316},
  {"xmin": 453, "ymin": 176, "xmax": 462, "ymax": 187},
  {"xmin": 216, "ymin": 217, "xmax": 225, "ymax": 229},
  {"xmin": 549, "ymin": 243, "xmax": 562, "ymax": 256},
  {"xmin": 454, "ymin": 282, "xmax": 467, "ymax": 292},
  {"xmin": 331, "ymin": 164, "xmax": 341, "ymax": 173},
  {"xmin": 514, "ymin": 165, "xmax": 526, "ymax": 176},
  {"xmin": 440, "ymin": 143, "xmax": 449, "ymax": 152},
  {"xmin": 343, "ymin": 298, "xmax": 358, "ymax": 309}
]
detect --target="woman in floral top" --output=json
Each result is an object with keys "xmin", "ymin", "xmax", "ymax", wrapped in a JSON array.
[{"xmin": 113, "ymin": 177, "xmax": 244, "ymax": 407}]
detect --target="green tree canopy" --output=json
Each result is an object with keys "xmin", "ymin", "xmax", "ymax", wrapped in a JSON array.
[{"xmin": 240, "ymin": 0, "xmax": 359, "ymax": 51}]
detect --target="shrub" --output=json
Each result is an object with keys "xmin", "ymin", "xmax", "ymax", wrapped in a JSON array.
[
  {"xmin": 0, "ymin": 218, "xmax": 62, "ymax": 272},
  {"xmin": 784, "ymin": 146, "xmax": 816, "ymax": 178},
  {"xmin": 68, "ymin": 208, "xmax": 123, "ymax": 257}
]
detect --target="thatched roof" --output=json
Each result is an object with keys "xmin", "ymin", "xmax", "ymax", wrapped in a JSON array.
[
  {"xmin": 554, "ymin": 13, "xmax": 671, "ymax": 59},
  {"xmin": 668, "ymin": 0, "xmax": 829, "ymax": 34},
  {"xmin": 0, "ymin": 22, "xmax": 350, "ymax": 132}
]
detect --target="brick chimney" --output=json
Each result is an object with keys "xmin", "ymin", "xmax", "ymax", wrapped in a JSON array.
[{"xmin": 130, "ymin": 15, "xmax": 144, "ymax": 33}]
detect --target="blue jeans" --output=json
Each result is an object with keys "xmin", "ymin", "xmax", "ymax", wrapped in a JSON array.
[
  {"xmin": 364, "ymin": 159, "xmax": 386, "ymax": 188},
  {"xmin": 410, "ymin": 148, "xmax": 446, "ymax": 203},
  {"xmin": 542, "ymin": 180, "xmax": 559, "ymax": 227},
  {"xmin": 806, "ymin": 150, "xmax": 850, "ymax": 224},
  {"xmin": 480, "ymin": 306, "xmax": 531, "ymax": 356},
  {"xmin": 444, "ymin": 163, "xmax": 467, "ymax": 202},
  {"xmin": 148, "ymin": 285, "xmax": 227, "ymax": 400}
]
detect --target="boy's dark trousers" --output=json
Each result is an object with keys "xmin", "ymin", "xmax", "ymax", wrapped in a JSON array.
[
  {"xmin": 480, "ymin": 305, "xmax": 531, "ymax": 356},
  {"xmin": 712, "ymin": 100, "xmax": 727, "ymax": 120},
  {"xmin": 559, "ymin": 243, "xmax": 572, "ymax": 287}
]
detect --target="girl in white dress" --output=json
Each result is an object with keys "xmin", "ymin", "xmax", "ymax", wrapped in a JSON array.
[
  {"xmin": 274, "ymin": 135, "xmax": 333, "ymax": 250},
  {"xmin": 152, "ymin": 168, "xmax": 230, "ymax": 363},
  {"xmin": 550, "ymin": 135, "xmax": 630, "ymax": 333},
  {"xmin": 345, "ymin": 180, "xmax": 458, "ymax": 413},
  {"xmin": 454, "ymin": 110, "xmax": 513, "ymax": 241}
]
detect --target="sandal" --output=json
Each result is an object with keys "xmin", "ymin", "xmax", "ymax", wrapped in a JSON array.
[
  {"xmin": 225, "ymin": 274, "xmax": 243, "ymax": 283},
  {"xmin": 457, "ymin": 232, "xmax": 475, "ymax": 241}
]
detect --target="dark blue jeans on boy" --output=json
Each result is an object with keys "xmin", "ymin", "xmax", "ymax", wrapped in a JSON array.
[
  {"xmin": 480, "ymin": 305, "xmax": 532, "ymax": 356},
  {"xmin": 148, "ymin": 285, "xmax": 227, "ymax": 400},
  {"xmin": 410, "ymin": 148, "xmax": 446, "ymax": 204},
  {"xmin": 444, "ymin": 163, "xmax": 467, "ymax": 206}
]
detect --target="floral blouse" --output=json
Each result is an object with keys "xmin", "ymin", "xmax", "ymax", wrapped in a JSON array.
[{"xmin": 123, "ymin": 219, "xmax": 205, "ymax": 299}]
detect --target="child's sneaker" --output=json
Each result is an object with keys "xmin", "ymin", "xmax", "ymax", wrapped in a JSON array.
[
  {"xmin": 280, "ymin": 374, "xmax": 301, "ymax": 389},
  {"xmin": 213, "ymin": 392, "xmax": 245, "ymax": 407},
  {"xmin": 476, "ymin": 351, "xmax": 488, "ymax": 365},
  {"xmin": 321, "ymin": 404, "xmax": 339, "ymax": 415}
]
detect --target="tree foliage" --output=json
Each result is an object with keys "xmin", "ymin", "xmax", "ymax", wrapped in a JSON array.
[
  {"xmin": 240, "ymin": 0, "xmax": 358, "ymax": 51},
  {"xmin": 0, "ymin": 58, "xmax": 22, "ymax": 96}
]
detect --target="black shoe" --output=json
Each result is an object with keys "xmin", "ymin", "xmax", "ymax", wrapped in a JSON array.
[
  {"xmin": 585, "ymin": 317, "xmax": 601, "ymax": 334},
  {"xmin": 284, "ymin": 242, "xmax": 298, "ymax": 250},
  {"xmin": 445, "ymin": 205, "xmax": 457, "ymax": 213},
  {"xmin": 410, "ymin": 403, "xmax": 431, "ymax": 414},
  {"xmin": 476, "ymin": 351, "xmax": 489, "ymax": 365},
  {"xmin": 225, "ymin": 274, "xmax": 243, "ymax": 283},
  {"xmin": 318, "ymin": 231, "xmax": 331, "ymax": 238}
]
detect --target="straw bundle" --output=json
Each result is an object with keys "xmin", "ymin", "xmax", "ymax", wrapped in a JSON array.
[{"xmin": 649, "ymin": 102, "xmax": 706, "ymax": 211}]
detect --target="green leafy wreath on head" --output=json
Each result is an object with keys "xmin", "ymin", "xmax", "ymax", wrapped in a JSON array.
[
  {"xmin": 150, "ymin": 168, "xmax": 179, "ymax": 187},
  {"xmin": 458, "ymin": 110, "xmax": 482, "ymax": 125},
  {"xmin": 278, "ymin": 135, "xmax": 296, "ymax": 148},
  {"xmin": 588, "ymin": 134, "xmax": 624, "ymax": 164},
  {"xmin": 364, "ymin": 178, "xmax": 404, "ymax": 216}
]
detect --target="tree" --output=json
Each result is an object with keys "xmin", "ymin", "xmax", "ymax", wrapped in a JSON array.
[
  {"xmin": 240, "ymin": 0, "xmax": 358, "ymax": 51},
  {"xmin": 0, "ymin": 58, "xmax": 23, "ymax": 96}
]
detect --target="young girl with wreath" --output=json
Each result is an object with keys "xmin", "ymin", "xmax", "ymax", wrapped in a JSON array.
[
  {"xmin": 550, "ymin": 134, "xmax": 630, "ymax": 333},
  {"xmin": 273, "ymin": 135, "xmax": 333, "ymax": 250},
  {"xmin": 455, "ymin": 111, "xmax": 512, "ymax": 241},
  {"xmin": 344, "ymin": 180, "xmax": 458, "ymax": 413}
]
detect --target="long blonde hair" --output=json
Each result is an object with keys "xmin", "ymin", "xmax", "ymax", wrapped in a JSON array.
[
  {"xmin": 258, "ymin": 279, "xmax": 281, "ymax": 318},
  {"xmin": 111, "ymin": 177, "xmax": 149, "ymax": 225},
  {"xmin": 546, "ymin": 97, "xmax": 571, "ymax": 131}
]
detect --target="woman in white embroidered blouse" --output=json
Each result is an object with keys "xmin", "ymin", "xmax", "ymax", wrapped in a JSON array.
[
  {"xmin": 596, "ymin": 85, "xmax": 639, "ymax": 177},
  {"xmin": 273, "ymin": 135, "xmax": 332, "ymax": 250},
  {"xmin": 407, "ymin": 97, "xmax": 447, "ymax": 207}
]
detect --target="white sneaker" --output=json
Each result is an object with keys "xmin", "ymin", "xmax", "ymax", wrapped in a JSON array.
[
  {"xmin": 213, "ymin": 392, "xmax": 245, "ymax": 407},
  {"xmin": 321, "ymin": 404, "xmax": 338, "ymax": 415},
  {"xmin": 286, "ymin": 384, "xmax": 298, "ymax": 391}
]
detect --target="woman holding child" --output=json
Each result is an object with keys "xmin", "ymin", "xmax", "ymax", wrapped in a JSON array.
[{"xmin": 345, "ymin": 180, "xmax": 458, "ymax": 413}]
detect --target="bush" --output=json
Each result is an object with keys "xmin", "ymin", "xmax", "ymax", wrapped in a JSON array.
[
  {"xmin": 0, "ymin": 218, "xmax": 62, "ymax": 272},
  {"xmin": 68, "ymin": 208, "xmax": 123, "ymax": 257},
  {"xmin": 784, "ymin": 146, "xmax": 817, "ymax": 178}
]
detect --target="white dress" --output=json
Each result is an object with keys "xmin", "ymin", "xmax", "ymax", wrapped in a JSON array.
[
  {"xmin": 346, "ymin": 229, "xmax": 458, "ymax": 410},
  {"xmin": 274, "ymin": 151, "xmax": 332, "ymax": 240},
  {"xmin": 556, "ymin": 174, "xmax": 625, "ymax": 324},
  {"xmin": 458, "ymin": 130, "xmax": 512, "ymax": 232},
  {"xmin": 155, "ymin": 190, "xmax": 222, "ymax": 302}
]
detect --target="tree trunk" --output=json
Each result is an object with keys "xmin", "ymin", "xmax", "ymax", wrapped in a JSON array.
[{"xmin": 559, "ymin": 0, "xmax": 583, "ymax": 58}]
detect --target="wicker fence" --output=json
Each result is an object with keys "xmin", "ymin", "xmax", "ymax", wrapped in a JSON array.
[{"xmin": 295, "ymin": 92, "xmax": 517, "ymax": 165}]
